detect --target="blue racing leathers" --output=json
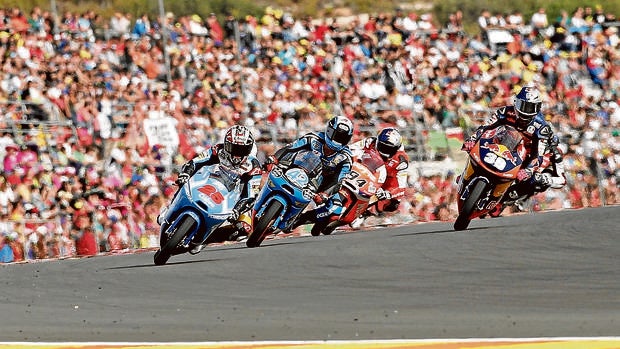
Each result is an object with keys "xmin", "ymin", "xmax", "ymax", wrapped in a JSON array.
[{"xmin": 275, "ymin": 131, "xmax": 352, "ymax": 220}]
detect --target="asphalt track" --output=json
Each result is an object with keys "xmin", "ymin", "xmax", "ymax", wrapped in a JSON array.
[{"xmin": 1, "ymin": 206, "xmax": 620, "ymax": 349}]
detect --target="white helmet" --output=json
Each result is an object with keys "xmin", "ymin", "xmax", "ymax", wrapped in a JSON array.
[{"xmin": 219, "ymin": 125, "xmax": 254, "ymax": 168}]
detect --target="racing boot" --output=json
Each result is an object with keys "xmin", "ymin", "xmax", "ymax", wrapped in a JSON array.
[
  {"xmin": 189, "ymin": 243, "xmax": 206, "ymax": 255},
  {"xmin": 514, "ymin": 199, "xmax": 526, "ymax": 212},
  {"xmin": 157, "ymin": 206, "xmax": 169, "ymax": 225},
  {"xmin": 228, "ymin": 213, "xmax": 253, "ymax": 242},
  {"xmin": 349, "ymin": 216, "xmax": 366, "ymax": 229}
]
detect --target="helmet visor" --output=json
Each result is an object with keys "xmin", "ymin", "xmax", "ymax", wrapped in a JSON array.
[
  {"xmin": 224, "ymin": 142, "xmax": 253, "ymax": 157},
  {"xmin": 515, "ymin": 99, "xmax": 540, "ymax": 116},
  {"xmin": 377, "ymin": 140, "xmax": 398, "ymax": 158},
  {"xmin": 326, "ymin": 125, "xmax": 352, "ymax": 146}
]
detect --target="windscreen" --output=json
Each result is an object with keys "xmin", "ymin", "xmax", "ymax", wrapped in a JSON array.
[
  {"xmin": 494, "ymin": 126, "xmax": 523, "ymax": 150},
  {"xmin": 279, "ymin": 149, "xmax": 323, "ymax": 179}
]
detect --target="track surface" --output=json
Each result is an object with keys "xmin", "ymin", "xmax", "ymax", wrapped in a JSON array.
[{"xmin": 1, "ymin": 207, "xmax": 619, "ymax": 342}]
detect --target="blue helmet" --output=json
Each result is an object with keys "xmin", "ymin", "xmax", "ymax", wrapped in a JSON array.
[
  {"xmin": 376, "ymin": 127, "xmax": 402, "ymax": 159},
  {"xmin": 514, "ymin": 86, "xmax": 542, "ymax": 129},
  {"xmin": 325, "ymin": 116, "xmax": 353, "ymax": 151}
]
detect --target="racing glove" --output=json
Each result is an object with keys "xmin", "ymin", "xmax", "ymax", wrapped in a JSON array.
[
  {"xmin": 176, "ymin": 161, "xmax": 195, "ymax": 185},
  {"xmin": 375, "ymin": 188, "xmax": 392, "ymax": 201},
  {"xmin": 262, "ymin": 155, "xmax": 278, "ymax": 172},
  {"xmin": 228, "ymin": 208, "xmax": 241, "ymax": 222},
  {"xmin": 535, "ymin": 172, "xmax": 552, "ymax": 186},
  {"xmin": 175, "ymin": 172, "xmax": 190, "ymax": 185},
  {"xmin": 240, "ymin": 167, "xmax": 263, "ymax": 182},
  {"xmin": 517, "ymin": 168, "xmax": 533, "ymax": 182},
  {"xmin": 180, "ymin": 160, "xmax": 196, "ymax": 176},
  {"xmin": 462, "ymin": 139, "xmax": 476, "ymax": 153},
  {"xmin": 313, "ymin": 192, "xmax": 330, "ymax": 205}
]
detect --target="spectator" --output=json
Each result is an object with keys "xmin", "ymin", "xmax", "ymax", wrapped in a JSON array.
[
  {"xmin": 478, "ymin": 9, "xmax": 492, "ymax": 30},
  {"xmin": 8, "ymin": 231, "xmax": 24, "ymax": 262},
  {"xmin": 531, "ymin": 7, "xmax": 549, "ymax": 31},
  {"xmin": 74, "ymin": 211, "xmax": 98, "ymax": 256},
  {"xmin": 0, "ymin": 232, "xmax": 14, "ymax": 263},
  {"xmin": 107, "ymin": 220, "xmax": 128, "ymax": 251},
  {"xmin": 110, "ymin": 12, "xmax": 131, "ymax": 38}
]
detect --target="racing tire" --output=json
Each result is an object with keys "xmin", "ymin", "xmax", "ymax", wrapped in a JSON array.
[
  {"xmin": 454, "ymin": 180, "xmax": 487, "ymax": 231},
  {"xmin": 311, "ymin": 220, "xmax": 339, "ymax": 236},
  {"xmin": 310, "ymin": 219, "xmax": 325, "ymax": 236},
  {"xmin": 246, "ymin": 201, "xmax": 282, "ymax": 248},
  {"xmin": 321, "ymin": 221, "xmax": 339, "ymax": 235},
  {"xmin": 154, "ymin": 216, "xmax": 196, "ymax": 265}
]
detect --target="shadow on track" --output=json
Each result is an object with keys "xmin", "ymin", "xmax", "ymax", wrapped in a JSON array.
[{"xmin": 105, "ymin": 257, "xmax": 231, "ymax": 269}]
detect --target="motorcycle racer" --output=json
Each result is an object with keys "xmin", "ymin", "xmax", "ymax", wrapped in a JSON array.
[
  {"xmin": 267, "ymin": 116, "xmax": 354, "ymax": 229},
  {"xmin": 461, "ymin": 85, "xmax": 556, "ymax": 215},
  {"xmin": 157, "ymin": 125, "xmax": 263, "ymax": 252},
  {"xmin": 350, "ymin": 127, "xmax": 409, "ymax": 216}
]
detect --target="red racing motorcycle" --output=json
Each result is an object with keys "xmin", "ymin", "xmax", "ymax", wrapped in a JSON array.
[
  {"xmin": 310, "ymin": 147, "xmax": 386, "ymax": 236},
  {"xmin": 454, "ymin": 125, "xmax": 528, "ymax": 231}
]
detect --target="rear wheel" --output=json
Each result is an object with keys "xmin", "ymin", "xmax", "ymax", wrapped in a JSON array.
[
  {"xmin": 246, "ymin": 201, "xmax": 283, "ymax": 248},
  {"xmin": 320, "ymin": 221, "xmax": 339, "ymax": 235},
  {"xmin": 454, "ymin": 180, "xmax": 487, "ymax": 231},
  {"xmin": 310, "ymin": 221, "xmax": 325, "ymax": 236},
  {"xmin": 311, "ymin": 220, "xmax": 339, "ymax": 236},
  {"xmin": 154, "ymin": 216, "xmax": 196, "ymax": 265}
]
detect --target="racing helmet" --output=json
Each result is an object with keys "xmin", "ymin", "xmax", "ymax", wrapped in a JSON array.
[
  {"xmin": 376, "ymin": 127, "xmax": 402, "ymax": 159},
  {"xmin": 219, "ymin": 125, "xmax": 254, "ymax": 168},
  {"xmin": 513, "ymin": 86, "xmax": 542, "ymax": 129},
  {"xmin": 325, "ymin": 116, "xmax": 353, "ymax": 151}
]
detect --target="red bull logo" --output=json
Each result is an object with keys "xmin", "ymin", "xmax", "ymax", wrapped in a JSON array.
[
  {"xmin": 501, "ymin": 149, "xmax": 517, "ymax": 164},
  {"xmin": 484, "ymin": 143, "xmax": 501, "ymax": 153},
  {"xmin": 482, "ymin": 142, "xmax": 518, "ymax": 165}
]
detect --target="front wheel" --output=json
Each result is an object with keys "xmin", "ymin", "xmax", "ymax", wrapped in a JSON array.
[
  {"xmin": 454, "ymin": 180, "xmax": 487, "ymax": 231},
  {"xmin": 154, "ymin": 216, "xmax": 196, "ymax": 265},
  {"xmin": 246, "ymin": 201, "xmax": 283, "ymax": 248}
]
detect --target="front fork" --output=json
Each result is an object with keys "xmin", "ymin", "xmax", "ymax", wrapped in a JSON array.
[{"xmin": 459, "ymin": 161, "xmax": 513, "ymax": 212}]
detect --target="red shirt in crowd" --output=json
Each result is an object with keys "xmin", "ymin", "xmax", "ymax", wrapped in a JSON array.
[
  {"xmin": 76, "ymin": 229, "xmax": 98, "ymax": 256},
  {"xmin": 107, "ymin": 228, "xmax": 125, "ymax": 251}
]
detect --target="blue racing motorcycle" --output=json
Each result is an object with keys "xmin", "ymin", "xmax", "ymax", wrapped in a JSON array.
[
  {"xmin": 154, "ymin": 164, "xmax": 255, "ymax": 265},
  {"xmin": 245, "ymin": 149, "xmax": 323, "ymax": 248}
]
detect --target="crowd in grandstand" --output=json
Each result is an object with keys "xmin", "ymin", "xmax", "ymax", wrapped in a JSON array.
[{"xmin": 0, "ymin": 4, "xmax": 618, "ymax": 263}]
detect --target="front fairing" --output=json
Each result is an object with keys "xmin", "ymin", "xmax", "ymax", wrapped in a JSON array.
[
  {"xmin": 470, "ymin": 125, "xmax": 526, "ymax": 179},
  {"xmin": 278, "ymin": 149, "xmax": 324, "ymax": 189},
  {"xmin": 456, "ymin": 125, "xmax": 527, "ymax": 218},
  {"xmin": 252, "ymin": 150, "xmax": 322, "ymax": 230},
  {"xmin": 161, "ymin": 164, "xmax": 243, "ymax": 246},
  {"xmin": 342, "ymin": 161, "xmax": 381, "ymax": 199},
  {"xmin": 188, "ymin": 165, "xmax": 244, "ymax": 217}
]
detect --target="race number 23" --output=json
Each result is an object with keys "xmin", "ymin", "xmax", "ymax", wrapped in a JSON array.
[{"xmin": 198, "ymin": 185, "xmax": 224, "ymax": 204}]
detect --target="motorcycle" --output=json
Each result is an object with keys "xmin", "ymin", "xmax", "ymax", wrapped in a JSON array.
[
  {"xmin": 454, "ymin": 125, "xmax": 528, "ymax": 231},
  {"xmin": 154, "ymin": 164, "xmax": 256, "ymax": 265},
  {"xmin": 245, "ymin": 149, "xmax": 323, "ymax": 248},
  {"xmin": 310, "ymin": 148, "xmax": 386, "ymax": 236}
]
